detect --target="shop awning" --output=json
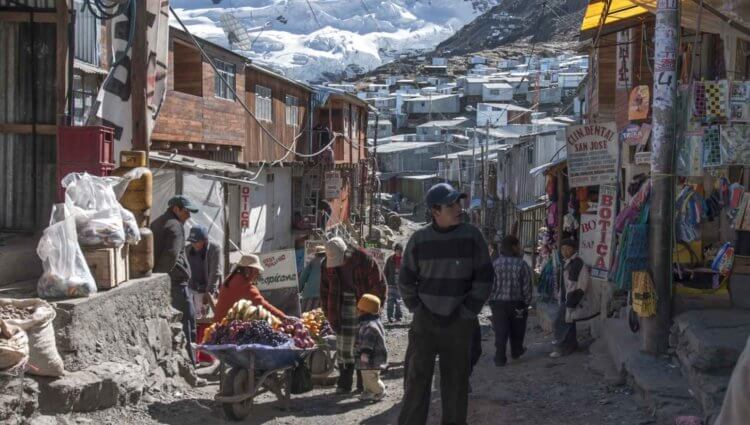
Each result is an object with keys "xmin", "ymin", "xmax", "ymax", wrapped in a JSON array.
[
  {"xmin": 580, "ymin": 0, "xmax": 650, "ymax": 38},
  {"xmin": 515, "ymin": 199, "xmax": 547, "ymax": 212},
  {"xmin": 581, "ymin": 0, "xmax": 750, "ymax": 40},
  {"xmin": 529, "ymin": 157, "xmax": 567, "ymax": 177}
]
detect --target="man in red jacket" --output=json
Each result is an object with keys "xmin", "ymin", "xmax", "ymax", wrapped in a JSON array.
[{"xmin": 320, "ymin": 237, "xmax": 386, "ymax": 394}]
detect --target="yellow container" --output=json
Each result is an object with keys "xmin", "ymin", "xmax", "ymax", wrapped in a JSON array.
[{"xmin": 129, "ymin": 227, "xmax": 154, "ymax": 278}]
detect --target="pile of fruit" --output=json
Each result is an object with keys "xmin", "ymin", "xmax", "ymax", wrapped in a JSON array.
[
  {"xmin": 276, "ymin": 317, "xmax": 316, "ymax": 349},
  {"xmin": 225, "ymin": 299, "xmax": 282, "ymax": 328},
  {"xmin": 301, "ymin": 309, "xmax": 334, "ymax": 338},
  {"xmin": 202, "ymin": 319, "xmax": 290, "ymax": 347}
]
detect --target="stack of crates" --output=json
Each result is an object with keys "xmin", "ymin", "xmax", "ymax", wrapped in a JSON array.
[{"xmin": 57, "ymin": 126, "xmax": 115, "ymax": 201}]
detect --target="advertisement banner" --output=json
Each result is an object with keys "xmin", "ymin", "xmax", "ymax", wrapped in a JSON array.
[
  {"xmin": 565, "ymin": 123, "xmax": 618, "ymax": 188},
  {"xmin": 579, "ymin": 186, "xmax": 616, "ymax": 279},
  {"xmin": 257, "ymin": 249, "xmax": 301, "ymax": 317}
]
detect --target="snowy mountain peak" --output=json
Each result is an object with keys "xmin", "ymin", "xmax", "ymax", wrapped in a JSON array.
[{"xmin": 170, "ymin": 0, "xmax": 501, "ymax": 82}]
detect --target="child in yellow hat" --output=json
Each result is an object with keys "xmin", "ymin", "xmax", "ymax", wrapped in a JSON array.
[{"xmin": 355, "ymin": 293, "xmax": 388, "ymax": 402}]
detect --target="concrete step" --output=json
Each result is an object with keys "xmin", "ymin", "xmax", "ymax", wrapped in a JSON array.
[
  {"xmin": 37, "ymin": 361, "xmax": 148, "ymax": 414},
  {"xmin": 603, "ymin": 317, "xmax": 702, "ymax": 423},
  {"xmin": 670, "ymin": 309, "xmax": 750, "ymax": 421}
]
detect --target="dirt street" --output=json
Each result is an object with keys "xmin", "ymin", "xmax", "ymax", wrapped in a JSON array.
[{"xmin": 50, "ymin": 308, "xmax": 653, "ymax": 425}]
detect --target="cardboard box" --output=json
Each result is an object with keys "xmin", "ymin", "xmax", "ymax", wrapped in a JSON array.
[{"xmin": 83, "ymin": 245, "xmax": 129, "ymax": 289}]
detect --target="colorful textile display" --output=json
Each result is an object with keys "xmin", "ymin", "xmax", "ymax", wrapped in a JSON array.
[
  {"xmin": 675, "ymin": 186, "xmax": 706, "ymax": 243},
  {"xmin": 730, "ymin": 81, "xmax": 750, "ymax": 122},
  {"xmin": 720, "ymin": 125, "xmax": 750, "ymax": 166},
  {"xmin": 613, "ymin": 204, "xmax": 649, "ymax": 290},
  {"xmin": 677, "ymin": 125, "xmax": 704, "ymax": 176},
  {"xmin": 693, "ymin": 80, "xmax": 728, "ymax": 121},
  {"xmin": 702, "ymin": 125, "xmax": 722, "ymax": 168}
]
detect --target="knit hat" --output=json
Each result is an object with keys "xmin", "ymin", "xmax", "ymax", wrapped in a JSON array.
[
  {"xmin": 325, "ymin": 237, "xmax": 347, "ymax": 268},
  {"xmin": 357, "ymin": 294, "xmax": 381, "ymax": 315}
]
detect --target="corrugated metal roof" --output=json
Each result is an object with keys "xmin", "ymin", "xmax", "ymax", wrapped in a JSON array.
[
  {"xmin": 373, "ymin": 141, "xmax": 442, "ymax": 154},
  {"xmin": 402, "ymin": 94, "xmax": 458, "ymax": 102},
  {"xmin": 149, "ymin": 151, "xmax": 259, "ymax": 179},
  {"xmin": 401, "ymin": 174, "xmax": 438, "ymax": 180}
]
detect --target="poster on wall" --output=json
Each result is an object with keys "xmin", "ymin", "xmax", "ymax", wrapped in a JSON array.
[
  {"xmin": 578, "ymin": 185, "xmax": 616, "ymax": 279},
  {"xmin": 240, "ymin": 185, "xmax": 252, "ymax": 228},
  {"xmin": 629, "ymin": 86, "xmax": 650, "ymax": 120},
  {"xmin": 257, "ymin": 249, "xmax": 301, "ymax": 317},
  {"xmin": 619, "ymin": 123, "xmax": 651, "ymax": 146},
  {"xmin": 720, "ymin": 125, "xmax": 750, "ymax": 165},
  {"xmin": 565, "ymin": 123, "xmax": 618, "ymax": 188},
  {"xmin": 324, "ymin": 171, "xmax": 342, "ymax": 199},
  {"xmin": 729, "ymin": 81, "xmax": 750, "ymax": 122}
]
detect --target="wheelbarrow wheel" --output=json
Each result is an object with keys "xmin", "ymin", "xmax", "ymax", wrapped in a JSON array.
[{"xmin": 222, "ymin": 367, "xmax": 254, "ymax": 421}]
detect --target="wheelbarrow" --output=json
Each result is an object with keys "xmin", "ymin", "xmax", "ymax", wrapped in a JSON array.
[{"xmin": 197, "ymin": 341, "xmax": 313, "ymax": 421}]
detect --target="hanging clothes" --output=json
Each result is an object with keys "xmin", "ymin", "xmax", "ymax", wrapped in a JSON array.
[{"xmin": 675, "ymin": 185, "xmax": 706, "ymax": 243}]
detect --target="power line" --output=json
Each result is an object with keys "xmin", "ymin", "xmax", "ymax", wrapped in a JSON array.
[
  {"xmin": 170, "ymin": 6, "xmax": 343, "ymax": 160},
  {"xmin": 305, "ymin": 0, "xmax": 324, "ymax": 30}
]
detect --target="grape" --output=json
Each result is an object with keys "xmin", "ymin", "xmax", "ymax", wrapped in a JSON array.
[{"xmin": 207, "ymin": 320, "xmax": 291, "ymax": 347}]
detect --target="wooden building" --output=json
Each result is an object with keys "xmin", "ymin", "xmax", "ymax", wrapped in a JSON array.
[
  {"xmin": 244, "ymin": 63, "xmax": 313, "ymax": 163},
  {"xmin": 152, "ymin": 27, "xmax": 247, "ymax": 163}
]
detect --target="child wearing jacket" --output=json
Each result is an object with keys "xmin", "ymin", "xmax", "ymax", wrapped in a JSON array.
[{"xmin": 355, "ymin": 294, "xmax": 388, "ymax": 402}]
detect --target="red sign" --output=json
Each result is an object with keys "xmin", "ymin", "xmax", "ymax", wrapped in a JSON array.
[{"xmin": 240, "ymin": 186, "xmax": 251, "ymax": 228}]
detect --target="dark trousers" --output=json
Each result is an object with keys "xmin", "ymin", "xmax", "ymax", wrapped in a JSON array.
[
  {"xmin": 469, "ymin": 318, "xmax": 482, "ymax": 375},
  {"xmin": 553, "ymin": 302, "xmax": 578, "ymax": 354},
  {"xmin": 489, "ymin": 300, "xmax": 528, "ymax": 362},
  {"xmin": 171, "ymin": 284, "xmax": 196, "ymax": 365},
  {"xmin": 387, "ymin": 285, "xmax": 403, "ymax": 321},
  {"xmin": 398, "ymin": 307, "xmax": 474, "ymax": 425}
]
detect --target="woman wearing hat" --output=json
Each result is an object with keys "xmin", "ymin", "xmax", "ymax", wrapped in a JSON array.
[
  {"xmin": 213, "ymin": 254, "xmax": 286, "ymax": 324},
  {"xmin": 299, "ymin": 245, "xmax": 326, "ymax": 312}
]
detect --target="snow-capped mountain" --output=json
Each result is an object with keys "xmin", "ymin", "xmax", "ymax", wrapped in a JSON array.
[{"xmin": 170, "ymin": 0, "xmax": 501, "ymax": 82}]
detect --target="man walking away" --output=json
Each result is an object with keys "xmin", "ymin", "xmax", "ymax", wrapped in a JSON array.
[
  {"xmin": 489, "ymin": 235, "xmax": 532, "ymax": 366},
  {"xmin": 398, "ymin": 183, "xmax": 494, "ymax": 425},
  {"xmin": 299, "ymin": 245, "xmax": 325, "ymax": 312},
  {"xmin": 152, "ymin": 195, "xmax": 200, "ymax": 368},
  {"xmin": 384, "ymin": 243, "xmax": 404, "ymax": 323},
  {"xmin": 186, "ymin": 224, "xmax": 223, "ymax": 319}
]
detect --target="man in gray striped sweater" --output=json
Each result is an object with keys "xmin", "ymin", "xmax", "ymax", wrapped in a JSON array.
[{"xmin": 397, "ymin": 183, "xmax": 494, "ymax": 425}]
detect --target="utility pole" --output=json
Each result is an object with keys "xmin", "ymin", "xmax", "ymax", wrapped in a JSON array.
[
  {"xmin": 481, "ymin": 120, "xmax": 489, "ymax": 233},
  {"xmin": 368, "ymin": 114, "xmax": 379, "ymax": 238},
  {"xmin": 643, "ymin": 0, "xmax": 678, "ymax": 354},
  {"xmin": 131, "ymin": 0, "xmax": 150, "ymax": 152}
]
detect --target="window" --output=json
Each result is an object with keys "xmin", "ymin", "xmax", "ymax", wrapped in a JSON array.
[
  {"xmin": 490, "ymin": 89, "xmax": 500, "ymax": 95},
  {"xmin": 214, "ymin": 59, "xmax": 236, "ymax": 100},
  {"xmin": 255, "ymin": 85, "xmax": 272, "ymax": 122},
  {"xmin": 285, "ymin": 95, "xmax": 298, "ymax": 126},
  {"xmin": 72, "ymin": 73, "xmax": 97, "ymax": 126},
  {"xmin": 74, "ymin": 0, "xmax": 99, "ymax": 65}
]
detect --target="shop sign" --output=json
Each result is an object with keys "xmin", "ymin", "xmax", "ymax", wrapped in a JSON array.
[
  {"xmin": 620, "ymin": 123, "xmax": 651, "ymax": 146},
  {"xmin": 240, "ymin": 186, "xmax": 251, "ymax": 228},
  {"xmin": 324, "ymin": 171, "xmax": 342, "ymax": 199},
  {"xmin": 579, "ymin": 185, "xmax": 616, "ymax": 279},
  {"xmin": 257, "ymin": 249, "xmax": 301, "ymax": 316},
  {"xmin": 629, "ymin": 86, "xmax": 650, "ymax": 120},
  {"xmin": 565, "ymin": 123, "xmax": 618, "ymax": 188}
]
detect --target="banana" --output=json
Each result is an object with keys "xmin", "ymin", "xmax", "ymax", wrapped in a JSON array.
[{"xmin": 243, "ymin": 305, "xmax": 258, "ymax": 321}]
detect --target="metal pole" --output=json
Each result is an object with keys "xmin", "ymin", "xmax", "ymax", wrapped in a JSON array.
[
  {"xmin": 481, "ymin": 121, "xmax": 489, "ymax": 232},
  {"xmin": 643, "ymin": 0, "xmax": 678, "ymax": 354},
  {"xmin": 368, "ymin": 114, "xmax": 379, "ymax": 237}
]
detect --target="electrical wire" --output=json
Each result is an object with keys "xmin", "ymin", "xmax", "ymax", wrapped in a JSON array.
[{"xmin": 170, "ymin": 6, "xmax": 340, "ymax": 159}]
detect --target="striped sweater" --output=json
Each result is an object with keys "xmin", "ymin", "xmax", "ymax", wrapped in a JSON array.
[{"xmin": 398, "ymin": 222, "xmax": 493, "ymax": 319}]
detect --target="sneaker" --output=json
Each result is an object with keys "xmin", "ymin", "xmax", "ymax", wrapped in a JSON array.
[
  {"xmin": 192, "ymin": 377, "xmax": 207, "ymax": 388},
  {"xmin": 336, "ymin": 387, "xmax": 351, "ymax": 394},
  {"xmin": 358, "ymin": 392, "xmax": 374, "ymax": 401},
  {"xmin": 549, "ymin": 351, "xmax": 563, "ymax": 359},
  {"xmin": 494, "ymin": 357, "xmax": 507, "ymax": 367}
]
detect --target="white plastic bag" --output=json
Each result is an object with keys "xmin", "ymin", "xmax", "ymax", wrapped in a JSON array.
[
  {"xmin": 0, "ymin": 298, "xmax": 65, "ymax": 376},
  {"xmin": 61, "ymin": 173, "xmax": 129, "ymax": 248},
  {"xmin": 120, "ymin": 207, "xmax": 141, "ymax": 244},
  {"xmin": 37, "ymin": 213, "xmax": 97, "ymax": 299}
]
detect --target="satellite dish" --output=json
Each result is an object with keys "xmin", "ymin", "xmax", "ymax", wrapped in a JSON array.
[{"xmin": 219, "ymin": 12, "xmax": 272, "ymax": 51}]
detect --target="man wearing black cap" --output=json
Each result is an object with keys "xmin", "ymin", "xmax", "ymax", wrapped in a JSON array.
[
  {"xmin": 152, "ymin": 195, "xmax": 200, "ymax": 366},
  {"xmin": 186, "ymin": 224, "xmax": 223, "ymax": 319},
  {"xmin": 398, "ymin": 183, "xmax": 494, "ymax": 425}
]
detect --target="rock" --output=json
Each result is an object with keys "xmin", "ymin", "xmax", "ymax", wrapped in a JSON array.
[
  {"xmin": 28, "ymin": 415, "xmax": 58, "ymax": 425},
  {"xmin": 38, "ymin": 361, "xmax": 147, "ymax": 414},
  {"xmin": 0, "ymin": 376, "xmax": 38, "ymax": 423}
]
